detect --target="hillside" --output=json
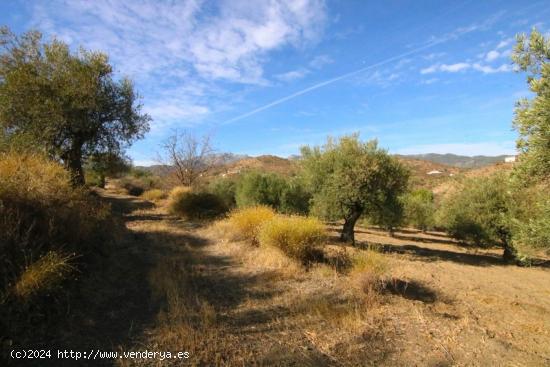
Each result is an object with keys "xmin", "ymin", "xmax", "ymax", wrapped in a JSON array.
[
  {"xmin": 212, "ymin": 154, "xmax": 298, "ymax": 177},
  {"xmin": 399, "ymin": 153, "xmax": 509, "ymax": 168},
  {"xmin": 397, "ymin": 157, "xmax": 461, "ymax": 190}
]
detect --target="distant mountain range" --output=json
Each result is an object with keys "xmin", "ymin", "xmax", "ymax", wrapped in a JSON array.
[{"xmin": 398, "ymin": 153, "xmax": 510, "ymax": 169}]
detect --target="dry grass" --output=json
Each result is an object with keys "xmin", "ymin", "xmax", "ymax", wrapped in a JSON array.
[
  {"xmin": 227, "ymin": 205, "xmax": 276, "ymax": 244},
  {"xmin": 258, "ymin": 215, "xmax": 326, "ymax": 263},
  {"xmin": 140, "ymin": 188, "xmax": 167, "ymax": 201},
  {"xmin": 13, "ymin": 251, "xmax": 75, "ymax": 299}
]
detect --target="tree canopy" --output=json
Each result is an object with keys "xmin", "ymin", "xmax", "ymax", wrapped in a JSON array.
[
  {"xmin": 512, "ymin": 28, "xmax": 550, "ymax": 182},
  {"xmin": 0, "ymin": 27, "xmax": 150, "ymax": 185},
  {"xmin": 300, "ymin": 134, "xmax": 409, "ymax": 243}
]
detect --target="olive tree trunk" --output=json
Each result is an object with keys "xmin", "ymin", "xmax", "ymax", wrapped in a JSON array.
[
  {"xmin": 63, "ymin": 143, "xmax": 85, "ymax": 186},
  {"xmin": 340, "ymin": 209, "xmax": 362, "ymax": 244}
]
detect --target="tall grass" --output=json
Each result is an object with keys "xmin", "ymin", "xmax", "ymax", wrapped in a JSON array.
[
  {"xmin": 258, "ymin": 215, "xmax": 326, "ymax": 263},
  {"xmin": 227, "ymin": 206, "xmax": 276, "ymax": 245},
  {"xmin": 0, "ymin": 152, "xmax": 114, "ymax": 345}
]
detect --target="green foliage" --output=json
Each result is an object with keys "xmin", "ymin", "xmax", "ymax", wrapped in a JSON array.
[
  {"xmin": 279, "ymin": 177, "xmax": 311, "ymax": 215},
  {"xmin": 208, "ymin": 177, "xmax": 237, "ymax": 208},
  {"xmin": 512, "ymin": 28, "xmax": 550, "ymax": 182},
  {"xmin": 235, "ymin": 171, "xmax": 287, "ymax": 209},
  {"xmin": 258, "ymin": 215, "xmax": 325, "ymax": 263},
  {"xmin": 84, "ymin": 152, "xmax": 131, "ymax": 187},
  {"xmin": 510, "ymin": 183, "xmax": 550, "ymax": 256},
  {"xmin": 300, "ymin": 134, "xmax": 409, "ymax": 242},
  {"xmin": 404, "ymin": 189, "xmax": 436, "ymax": 231},
  {"xmin": 168, "ymin": 190, "xmax": 228, "ymax": 220},
  {"xmin": 0, "ymin": 27, "xmax": 150, "ymax": 185},
  {"xmin": 437, "ymin": 173, "xmax": 513, "ymax": 250}
]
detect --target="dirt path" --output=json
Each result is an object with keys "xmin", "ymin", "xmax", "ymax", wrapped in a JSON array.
[{"xmin": 40, "ymin": 190, "xmax": 550, "ymax": 366}]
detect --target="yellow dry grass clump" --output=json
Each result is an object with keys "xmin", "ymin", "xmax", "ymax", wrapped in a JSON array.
[
  {"xmin": 14, "ymin": 251, "xmax": 75, "ymax": 299},
  {"xmin": 258, "ymin": 215, "xmax": 326, "ymax": 262},
  {"xmin": 348, "ymin": 248, "xmax": 391, "ymax": 304},
  {"xmin": 141, "ymin": 188, "xmax": 167, "ymax": 201},
  {"xmin": 227, "ymin": 206, "xmax": 276, "ymax": 244}
]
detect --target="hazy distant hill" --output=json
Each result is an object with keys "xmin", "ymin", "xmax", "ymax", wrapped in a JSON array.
[{"xmin": 398, "ymin": 153, "xmax": 508, "ymax": 168}]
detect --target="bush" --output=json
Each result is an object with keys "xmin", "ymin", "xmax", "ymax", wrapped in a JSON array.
[
  {"xmin": 436, "ymin": 173, "xmax": 516, "ymax": 260},
  {"xmin": 258, "ymin": 215, "xmax": 325, "ymax": 262},
  {"xmin": 208, "ymin": 177, "xmax": 236, "ymax": 208},
  {"xmin": 280, "ymin": 178, "xmax": 311, "ymax": 215},
  {"xmin": 119, "ymin": 175, "xmax": 160, "ymax": 196},
  {"xmin": 0, "ymin": 153, "xmax": 112, "ymax": 295},
  {"xmin": 403, "ymin": 189, "xmax": 435, "ymax": 231},
  {"xmin": 168, "ymin": 189, "xmax": 228, "ymax": 220},
  {"xmin": 235, "ymin": 171, "xmax": 287, "ymax": 209},
  {"xmin": 227, "ymin": 206, "xmax": 276, "ymax": 245},
  {"xmin": 141, "ymin": 189, "xmax": 167, "ymax": 201},
  {"xmin": 510, "ymin": 183, "xmax": 550, "ymax": 256},
  {"xmin": 0, "ymin": 152, "xmax": 113, "ymax": 343}
]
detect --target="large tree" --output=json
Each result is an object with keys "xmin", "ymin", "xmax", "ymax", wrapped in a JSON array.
[
  {"xmin": 301, "ymin": 134, "xmax": 409, "ymax": 244},
  {"xmin": 512, "ymin": 28, "xmax": 550, "ymax": 182},
  {"xmin": 0, "ymin": 27, "xmax": 150, "ymax": 185}
]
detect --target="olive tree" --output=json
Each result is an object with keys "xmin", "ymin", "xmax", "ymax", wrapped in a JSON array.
[
  {"xmin": 437, "ymin": 173, "xmax": 517, "ymax": 261},
  {"xmin": 512, "ymin": 28, "xmax": 550, "ymax": 182},
  {"xmin": 301, "ymin": 134, "xmax": 409, "ymax": 243},
  {"xmin": 0, "ymin": 27, "xmax": 150, "ymax": 185}
]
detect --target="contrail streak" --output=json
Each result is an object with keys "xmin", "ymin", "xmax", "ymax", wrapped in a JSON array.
[
  {"xmin": 220, "ymin": 5, "xmax": 504, "ymax": 126},
  {"xmin": 221, "ymin": 37, "xmax": 449, "ymax": 125}
]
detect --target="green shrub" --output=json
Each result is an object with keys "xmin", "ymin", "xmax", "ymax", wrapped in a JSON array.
[
  {"xmin": 208, "ymin": 177, "xmax": 236, "ymax": 208},
  {"xmin": 227, "ymin": 206, "xmax": 276, "ymax": 245},
  {"xmin": 258, "ymin": 215, "xmax": 325, "ymax": 262},
  {"xmin": 235, "ymin": 171, "xmax": 287, "ymax": 209},
  {"xmin": 437, "ymin": 173, "xmax": 516, "ymax": 260},
  {"xmin": 510, "ymin": 183, "xmax": 550, "ymax": 256},
  {"xmin": 403, "ymin": 189, "xmax": 435, "ymax": 231},
  {"xmin": 280, "ymin": 178, "xmax": 311, "ymax": 215},
  {"xmin": 119, "ymin": 175, "xmax": 160, "ymax": 196},
  {"xmin": 168, "ymin": 190, "xmax": 228, "ymax": 220}
]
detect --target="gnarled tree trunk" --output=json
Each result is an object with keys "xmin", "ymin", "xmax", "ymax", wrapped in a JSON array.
[
  {"xmin": 63, "ymin": 143, "xmax": 85, "ymax": 186},
  {"xmin": 340, "ymin": 209, "xmax": 362, "ymax": 244}
]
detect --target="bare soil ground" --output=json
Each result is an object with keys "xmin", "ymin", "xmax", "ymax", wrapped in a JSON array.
[{"xmin": 37, "ymin": 189, "xmax": 550, "ymax": 366}]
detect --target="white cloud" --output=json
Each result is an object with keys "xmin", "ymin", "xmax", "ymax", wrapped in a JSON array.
[
  {"xmin": 440, "ymin": 63, "xmax": 470, "ymax": 72},
  {"xmin": 420, "ymin": 64, "xmax": 439, "ymax": 74},
  {"xmin": 485, "ymin": 50, "xmax": 500, "ymax": 62},
  {"xmin": 275, "ymin": 68, "xmax": 310, "ymax": 82},
  {"xmin": 497, "ymin": 37, "xmax": 514, "ymax": 49},
  {"xmin": 422, "ymin": 78, "xmax": 439, "ymax": 85},
  {"xmin": 29, "ymin": 0, "xmax": 328, "ymax": 130},
  {"xmin": 420, "ymin": 61, "xmax": 512, "ymax": 75},
  {"xmin": 309, "ymin": 54, "xmax": 334, "ymax": 68},
  {"xmin": 472, "ymin": 63, "xmax": 512, "ymax": 74},
  {"xmin": 33, "ymin": 0, "xmax": 326, "ymax": 84}
]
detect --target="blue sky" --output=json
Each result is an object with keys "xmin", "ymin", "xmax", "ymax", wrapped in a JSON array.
[{"xmin": 2, "ymin": 0, "xmax": 549, "ymax": 165}]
